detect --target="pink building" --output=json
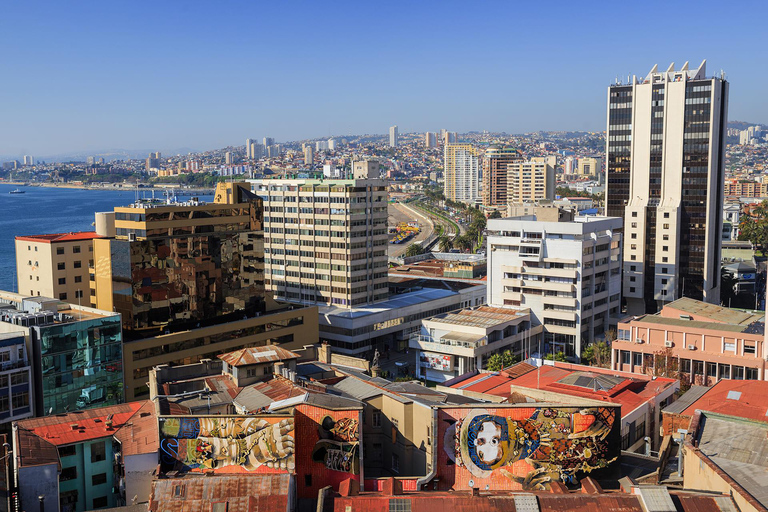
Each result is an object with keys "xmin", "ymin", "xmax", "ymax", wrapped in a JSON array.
[{"xmin": 612, "ymin": 298, "xmax": 767, "ymax": 384}]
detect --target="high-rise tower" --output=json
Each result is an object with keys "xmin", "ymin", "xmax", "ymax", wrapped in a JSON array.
[
  {"xmin": 482, "ymin": 145, "xmax": 522, "ymax": 207},
  {"xmin": 606, "ymin": 60, "xmax": 728, "ymax": 314},
  {"xmin": 389, "ymin": 125, "xmax": 399, "ymax": 147},
  {"xmin": 444, "ymin": 143, "xmax": 479, "ymax": 204}
]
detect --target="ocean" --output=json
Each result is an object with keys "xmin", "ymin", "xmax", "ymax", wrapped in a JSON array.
[{"xmin": 0, "ymin": 183, "xmax": 213, "ymax": 293}]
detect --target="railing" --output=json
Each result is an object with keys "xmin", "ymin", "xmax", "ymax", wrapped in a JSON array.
[{"xmin": 410, "ymin": 334, "xmax": 487, "ymax": 349}]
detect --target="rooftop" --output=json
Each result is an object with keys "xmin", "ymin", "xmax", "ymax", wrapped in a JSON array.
[
  {"xmin": 15, "ymin": 231, "xmax": 103, "ymax": 243},
  {"xmin": 680, "ymin": 380, "xmax": 768, "ymax": 423},
  {"xmin": 662, "ymin": 297, "xmax": 764, "ymax": 326},
  {"xmin": 218, "ymin": 345, "xmax": 300, "ymax": 367},
  {"xmin": 149, "ymin": 474, "xmax": 291, "ymax": 512},
  {"xmin": 425, "ymin": 306, "xmax": 529, "ymax": 329},
  {"xmin": 319, "ymin": 287, "xmax": 463, "ymax": 319}
]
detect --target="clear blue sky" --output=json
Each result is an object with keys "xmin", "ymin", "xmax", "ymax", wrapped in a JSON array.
[{"xmin": 1, "ymin": 0, "xmax": 765, "ymax": 157}]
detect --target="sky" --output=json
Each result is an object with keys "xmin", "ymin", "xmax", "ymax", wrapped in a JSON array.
[{"xmin": 1, "ymin": 0, "xmax": 766, "ymax": 158}]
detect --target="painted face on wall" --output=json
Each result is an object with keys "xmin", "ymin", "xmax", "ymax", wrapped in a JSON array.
[{"xmin": 475, "ymin": 420, "xmax": 502, "ymax": 465}]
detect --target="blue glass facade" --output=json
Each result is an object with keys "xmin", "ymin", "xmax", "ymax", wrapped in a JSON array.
[{"xmin": 0, "ymin": 333, "xmax": 32, "ymax": 422}]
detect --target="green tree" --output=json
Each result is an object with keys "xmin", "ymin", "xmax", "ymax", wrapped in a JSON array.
[
  {"xmin": 488, "ymin": 210, "xmax": 502, "ymax": 219},
  {"xmin": 544, "ymin": 351, "xmax": 567, "ymax": 362},
  {"xmin": 405, "ymin": 244, "xmax": 425, "ymax": 257},
  {"xmin": 438, "ymin": 236, "xmax": 453, "ymax": 253},
  {"xmin": 454, "ymin": 235, "xmax": 474, "ymax": 253},
  {"xmin": 486, "ymin": 350, "xmax": 519, "ymax": 371},
  {"xmin": 738, "ymin": 200, "xmax": 768, "ymax": 252},
  {"xmin": 581, "ymin": 341, "xmax": 611, "ymax": 368}
]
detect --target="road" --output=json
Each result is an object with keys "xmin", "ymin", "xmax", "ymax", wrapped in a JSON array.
[{"xmin": 387, "ymin": 202, "xmax": 434, "ymax": 258}]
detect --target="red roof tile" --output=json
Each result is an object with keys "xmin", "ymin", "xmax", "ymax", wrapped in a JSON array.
[
  {"xmin": 15, "ymin": 231, "xmax": 103, "ymax": 243},
  {"xmin": 681, "ymin": 379, "xmax": 768, "ymax": 423}
]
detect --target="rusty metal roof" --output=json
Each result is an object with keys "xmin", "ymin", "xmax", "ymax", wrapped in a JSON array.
[
  {"xmin": 218, "ymin": 346, "xmax": 300, "ymax": 367},
  {"xmin": 149, "ymin": 474, "xmax": 290, "ymax": 512}
]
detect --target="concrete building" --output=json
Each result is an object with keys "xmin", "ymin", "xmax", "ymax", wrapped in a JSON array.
[
  {"xmin": 481, "ymin": 145, "xmax": 522, "ymax": 208},
  {"xmin": 577, "ymin": 156, "xmax": 601, "ymax": 177},
  {"xmin": 606, "ymin": 61, "xmax": 728, "ymax": 314},
  {"xmin": 263, "ymin": 137, "xmax": 274, "ymax": 147},
  {"xmin": 303, "ymin": 144, "xmax": 314, "ymax": 166},
  {"xmin": 389, "ymin": 125, "xmax": 398, "ymax": 147},
  {"xmin": 424, "ymin": 132, "xmax": 436, "ymax": 148},
  {"xmin": 13, "ymin": 401, "xmax": 158, "ymax": 512},
  {"xmin": 0, "ymin": 292, "xmax": 122, "ymax": 416},
  {"xmin": 352, "ymin": 159, "xmax": 381, "ymax": 179},
  {"xmin": 487, "ymin": 209, "xmax": 623, "ymax": 358},
  {"xmin": 443, "ymin": 131, "xmax": 457, "ymax": 144},
  {"xmin": 0, "ymin": 332, "xmax": 33, "ymax": 426},
  {"xmin": 249, "ymin": 175, "xmax": 389, "ymax": 308},
  {"xmin": 507, "ymin": 160, "xmax": 556, "ymax": 204},
  {"xmin": 410, "ymin": 306, "xmax": 541, "ymax": 382},
  {"xmin": 722, "ymin": 201, "xmax": 741, "ymax": 240},
  {"xmin": 443, "ymin": 143, "xmax": 479, "ymax": 204},
  {"xmin": 22, "ymin": 156, "xmax": 33, "ymax": 166},
  {"xmin": 87, "ymin": 182, "xmax": 316, "ymax": 400},
  {"xmin": 613, "ymin": 297, "xmax": 767, "ymax": 383},
  {"xmin": 15, "ymin": 231, "xmax": 101, "ymax": 304},
  {"xmin": 225, "ymin": 151, "xmax": 234, "ymax": 165}
]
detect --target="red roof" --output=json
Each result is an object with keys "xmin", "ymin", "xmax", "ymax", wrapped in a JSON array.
[
  {"xmin": 16, "ymin": 231, "xmax": 103, "ymax": 243},
  {"xmin": 681, "ymin": 379, "xmax": 768, "ymax": 423},
  {"xmin": 249, "ymin": 376, "xmax": 306, "ymax": 402}
]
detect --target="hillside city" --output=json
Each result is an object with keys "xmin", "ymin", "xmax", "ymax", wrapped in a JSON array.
[{"xmin": 2, "ymin": 62, "xmax": 768, "ymax": 512}]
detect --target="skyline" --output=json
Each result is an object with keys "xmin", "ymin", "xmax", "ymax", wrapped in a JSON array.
[{"xmin": 2, "ymin": 0, "xmax": 767, "ymax": 158}]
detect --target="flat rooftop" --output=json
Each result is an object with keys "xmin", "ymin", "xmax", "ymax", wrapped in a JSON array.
[
  {"xmin": 319, "ymin": 287, "xmax": 462, "ymax": 319},
  {"xmin": 664, "ymin": 297, "xmax": 763, "ymax": 325},
  {"xmin": 16, "ymin": 231, "xmax": 103, "ymax": 243},
  {"xmin": 426, "ymin": 306, "xmax": 528, "ymax": 329}
]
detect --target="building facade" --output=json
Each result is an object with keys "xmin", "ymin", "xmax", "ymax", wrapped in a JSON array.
[
  {"xmin": 443, "ymin": 143, "xmax": 479, "ymax": 204},
  {"xmin": 606, "ymin": 61, "xmax": 728, "ymax": 314},
  {"xmin": 0, "ymin": 332, "xmax": 33, "ymax": 426},
  {"xmin": 16, "ymin": 232, "xmax": 101, "ymax": 304},
  {"xmin": 507, "ymin": 160, "xmax": 555, "ymax": 204},
  {"xmin": 612, "ymin": 297, "xmax": 767, "ymax": 383},
  {"xmin": 487, "ymin": 209, "xmax": 623, "ymax": 358},
  {"xmin": 389, "ymin": 125, "xmax": 398, "ymax": 147},
  {"xmin": 249, "ymin": 175, "xmax": 389, "ymax": 308},
  {"xmin": 578, "ymin": 156, "xmax": 602, "ymax": 177},
  {"xmin": 424, "ymin": 132, "xmax": 436, "ymax": 148},
  {"xmin": 481, "ymin": 145, "xmax": 522, "ymax": 208}
]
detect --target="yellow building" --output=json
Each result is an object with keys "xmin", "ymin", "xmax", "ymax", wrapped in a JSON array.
[
  {"xmin": 507, "ymin": 160, "xmax": 555, "ymax": 203},
  {"xmin": 578, "ymin": 157, "xmax": 602, "ymax": 177},
  {"xmin": 443, "ymin": 143, "xmax": 479, "ymax": 204},
  {"xmin": 15, "ymin": 231, "xmax": 101, "ymax": 304}
]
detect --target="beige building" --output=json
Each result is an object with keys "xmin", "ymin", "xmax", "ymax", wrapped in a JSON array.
[
  {"xmin": 443, "ymin": 143, "xmax": 479, "ymax": 204},
  {"xmin": 578, "ymin": 157, "xmax": 601, "ymax": 177},
  {"xmin": 249, "ymin": 175, "xmax": 389, "ymax": 308},
  {"xmin": 303, "ymin": 145, "xmax": 314, "ymax": 166},
  {"xmin": 15, "ymin": 232, "xmax": 101, "ymax": 304},
  {"xmin": 352, "ymin": 159, "xmax": 381, "ymax": 179},
  {"xmin": 507, "ymin": 160, "xmax": 555, "ymax": 204}
]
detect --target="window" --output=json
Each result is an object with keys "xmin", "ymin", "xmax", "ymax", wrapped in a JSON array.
[
  {"xmin": 61, "ymin": 466, "xmax": 77, "ymax": 481},
  {"xmin": 706, "ymin": 362, "xmax": 717, "ymax": 378},
  {"xmin": 631, "ymin": 212, "xmax": 637, "ymax": 217},
  {"xmin": 631, "ymin": 222, "xmax": 637, "ymax": 228},
  {"xmin": 57, "ymin": 262, "xmax": 65, "ymax": 270},
  {"xmin": 74, "ymin": 261, "xmax": 82, "ymax": 269},
  {"xmin": 304, "ymin": 474, "xmax": 312, "ymax": 487},
  {"xmin": 663, "ymin": 224, "xmax": 670, "ymax": 229},
  {"xmin": 724, "ymin": 342, "xmax": 736, "ymax": 353},
  {"xmin": 664, "ymin": 212, "xmax": 670, "ymax": 218},
  {"xmin": 661, "ymin": 279, "xmax": 667, "ymax": 285},
  {"xmin": 662, "ymin": 257, "xmax": 668, "ymax": 262},
  {"xmin": 621, "ymin": 351, "xmax": 630, "ymax": 365},
  {"xmin": 59, "ymin": 293, "xmax": 67, "ymax": 301},
  {"xmin": 389, "ymin": 499, "xmax": 411, "ymax": 512},
  {"xmin": 631, "ymin": 233, "xmax": 637, "ymax": 239},
  {"xmin": 633, "ymin": 352, "xmax": 643, "ymax": 367},
  {"xmin": 11, "ymin": 372, "xmax": 27, "ymax": 385},
  {"xmin": 11, "ymin": 392, "xmax": 28, "ymax": 409},
  {"xmin": 744, "ymin": 344, "xmax": 756, "ymax": 355},
  {"xmin": 391, "ymin": 453, "xmax": 400, "ymax": 473},
  {"xmin": 662, "ymin": 267, "xmax": 668, "ymax": 274},
  {"xmin": 0, "ymin": 395, "xmax": 8, "ymax": 413},
  {"xmin": 56, "ymin": 247, "xmax": 65, "ymax": 255},
  {"xmin": 630, "ymin": 287, "xmax": 636, "ymax": 293},
  {"xmin": 630, "ymin": 265, "xmax": 636, "ymax": 271},
  {"xmin": 58, "ymin": 278, "xmax": 66, "ymax": 285},
  {"xmin": 92, "ymin": 473, "xmax": 107, "ymax": 486},
  {"xmin": 372, "ymin": 410, "xmax": 381, "ymax": 428},
  {"xmin": 662, "ymin": 246, "xmax": 668, "ymax": 252},
  {"xmin": 634, "ymin": 421, "xmax": 645, "ymax": 442},
  {"xmin": 59, "ymin": 445, "xmax": 77, "ymax": 457},
  {"xmin": 75, "ymin": 276, "xmax": 82, "ymax": 283},
  {"xmin": 91, "ymin": 441, "xmax": 106, "ymax": 463},
  {"xmin": 73, "ymin": 246, "xmax": 81, "ymax": 254},
  {"xmin": 92, "ymin": 497, "xmax": 108, "ymax": 509}
]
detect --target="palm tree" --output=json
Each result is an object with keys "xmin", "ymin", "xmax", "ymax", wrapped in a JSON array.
[
  {"xmin": 405, "ymin": 243, "xmax": 424, "ymax": 257},
  {"xmin": 438, "ymin": 236, "xmax": 453, "ymax": 253},
  {"xmin": 455, "ymin": 235, "xmax": 474, "ymax": 253}
]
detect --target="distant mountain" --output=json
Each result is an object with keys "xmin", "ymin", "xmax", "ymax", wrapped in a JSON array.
[{"xmin": 728, "ymin": 121, "xmax": 767, "ymax": 131}]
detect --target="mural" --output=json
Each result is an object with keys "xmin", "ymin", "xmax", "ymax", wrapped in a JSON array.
[
  {"xmin": 439, "ymin": 406, "xmax": 619, "ymax": 490},
  {"xmin": 159, "ymin": 416, "xmax": 295, "ymax": 472},
  {"xmin": 312, "ymin": 415, "xmax": 360, "ymax": 474}
]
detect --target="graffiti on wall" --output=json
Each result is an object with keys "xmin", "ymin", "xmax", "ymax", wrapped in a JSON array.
[
  {"xmin": 442, "ymin": 407, "xmax": 618, "ymax": 490},
  {"xmin": 159, "ymin": 416, "xmax": 295, "ymax": 472},
  {"xmin": 312, "ymin": 415, "xmax": 360, "ymax": 474}
]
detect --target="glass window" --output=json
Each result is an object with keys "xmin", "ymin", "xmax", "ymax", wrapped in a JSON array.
[
  {"xmin": 91, "ymin": 441, "xmax": 106, "ymax": 463},
  {"xmin": 621, "ymin": 351, "xmax": 630, "ymax": 365},
  {"xmin": 633, "ymin": 352, "xmax": 642, "ymax": 367},
  {"xmin": 372, "ymin": 410, "xmax": 381, "ymax": 428},
  {"xmin": 92, "ymin": 473, "xmax": 107, "ymax": 486},
  {"xmin": 61, "ymin": 466, "xmax": 77, "ymax": 481}
]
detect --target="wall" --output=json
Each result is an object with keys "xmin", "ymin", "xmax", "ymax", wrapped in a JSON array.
[
  {"xmin": 123, "ymin": 452, "xmax": 157, "ymax": 506},
  {"xmin": 17, "ymin": 465, "xmax": 58, "ymax": 512},
  {"xmin": 435, "ymin": 404, "xmax": 620, "ymax": 491},
  {"xmin": 293, "ymin": 404, "xmax": 362, "ymax": 500}
]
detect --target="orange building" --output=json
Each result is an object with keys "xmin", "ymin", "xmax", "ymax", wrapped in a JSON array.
[{"xmin": 612, "ymin": 297, "xmax": 766, "ymax": 384}]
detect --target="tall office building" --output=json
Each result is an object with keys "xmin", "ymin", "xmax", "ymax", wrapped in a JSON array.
[
  {"xmin": 425, "ymin": 132, "xmax": 436, "ymax": 148},
  {"xmin": 249, "ymin": 174, "xmax": 390, "ymax": 308},
  {"xmin": 507, "ymin": 160, "xmax": 556, "ymax": 204},
  {"xmin": 328, "ymin": 138, "xmax": 337, "ymax": 151},
  {"xmin": 303, "ymin": 145, "xmax": 314, "ymax": 166},
  {"xmin": 389, "ymin": 125, "xmax": 399, "ymax": 147},
  {"xmin": 482, "ymin": 145, "xmax": 522, "ymax": 207},
  {"xmin": 606, "ymin": 60, "xmax": 728, "ymax": 314},
  {"xmin": 444, "ymin": 144, "xmax": 480, "ymax": 204}
]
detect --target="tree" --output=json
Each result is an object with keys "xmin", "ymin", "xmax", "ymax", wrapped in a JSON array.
[
  {"xmin": 488, "ymin": 210, "xmax": 502, "ymax": 219},
  {"xmin": 738, "ymin": 200, "xmax": 768, "ymax": 252},
  {"xmin": 486, "ymin": 350, "xmax": 520, "ymax": 371},
  {"xmin": 581, "ymin": 341, "xmax": 611, "ymax": 368},
  {"xmin": 544, "ymin": 351, "xmax": 567, "ymax": 362},
  {"xmin": 454, "ymin": 235, "xmax": 474, "ymax": 253},
  {"xmin": 405, "ymin": 244, "xmax": 424, "ymax": 257},
  {"xmin": 438, "ymin": 236, "xmax": 453, "ymax": 253}
]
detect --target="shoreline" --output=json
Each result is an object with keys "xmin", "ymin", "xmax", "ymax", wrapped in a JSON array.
[{"xmin": 0, "ymin": 181, "xmax": 214, "ymax": 194}]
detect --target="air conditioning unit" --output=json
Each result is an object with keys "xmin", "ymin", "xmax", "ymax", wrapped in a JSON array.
[
  {"xmin": 664, "ymin": 341, "xmax": 673, "ymax": 348},
  {"xmin": 687, "ymin": 344, "xmax": 696, "ymax": 350},
  {"xmin": 635, "ymin": 339, "xmax": 644, "ymax": 344}
]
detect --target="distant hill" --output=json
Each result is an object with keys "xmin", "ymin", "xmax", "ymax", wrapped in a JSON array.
[{"xmin": 728, "ymin": 121, "xmax": 766, "ymax": 131}]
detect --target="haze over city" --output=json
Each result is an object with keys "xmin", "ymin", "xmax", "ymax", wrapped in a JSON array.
[{"xmin": 2, "ymin": 0, "xmax": 767, "ymax": 158}]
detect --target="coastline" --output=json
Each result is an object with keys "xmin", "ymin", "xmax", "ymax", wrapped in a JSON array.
[{"xmin": 0, "ymin": 180, "xmax": 214, "ymax": 194}]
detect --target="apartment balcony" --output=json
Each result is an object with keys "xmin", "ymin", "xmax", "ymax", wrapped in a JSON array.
[
  {"xmin": 541, "ymin": 309, "xmax": 577, "ymax": 322},
  {"xmin": 409, "ymin": 334, "xmax": 484, "ymax": 357},
  {"xmin": 501, "ymin": 291, "xmax": 523, "ymax": 302},
  {"xmin": 541, "ymin": 295, "xmax": 578, "ymax": 306}
]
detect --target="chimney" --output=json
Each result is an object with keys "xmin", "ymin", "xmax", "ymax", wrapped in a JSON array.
[{"xmin": 318, "ymin": 343, "xmax": 332, "ymax": 364}]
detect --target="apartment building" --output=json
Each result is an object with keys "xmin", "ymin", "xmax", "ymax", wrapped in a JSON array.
[
  {"xmin": 0, "ymin": 332, "xmax": 33, "ymax": 426},
  {"xmin": 443, "ymin": 143, "xmax": 479, "ymax": 204},
  {"xmin": 613, "ymin": 297, "xmax": 767, "ymax": 383},
  {"xmin": 249, "ymin": 175, "xmax": 390, "ymax": 308},
  {"xmin": 723, "ymin": 179, "xmax": 767, "ymax": 198},
  {"xmin": 507, "ymin": 160, "xmax": 555, "ymax": 204},
  {"xmin": 389, "ymin": 125, "xmax": 398, "ymax": 147},
  {"xmin": 15, "ymin": 231, "xmax": 101, "ymax": 304},
  {"xmin": 487, "ymin": 208, "xmax": 623, "ymax": 358},
  {"xmin": 606, "ymin": 61, "xmax": 728, "ymax": 314},
  {"xmin": 424, "ymin": 132, "xmax": 436, "ymax": 148},
  {"xmin": 481, "ymin": 145, "xmax": 522, "ymax": 208},
  {"xmin": 578, "ymin": 156, "xmax": 602, "ymax": 177},
  {"xmin": 410, "ymin": 305, "xmax": 541, "ymax": 382}
]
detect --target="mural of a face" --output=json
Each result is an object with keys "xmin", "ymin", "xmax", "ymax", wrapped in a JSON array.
[{"xmin": 475, "ymin": 420, "xmax": 502, "ymax": 465}]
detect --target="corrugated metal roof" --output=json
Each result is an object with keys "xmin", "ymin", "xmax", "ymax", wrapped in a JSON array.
[
  {"xmin": 662, "ymin": 386, "xmax": 710, "ymax": 415},
  {"xmin": 149, "ymin": 474, "xmax": 290, "ymax": 512},
  {"xmin": 218, "ymin": 345, "xmax": 300, "ymax": 367}
]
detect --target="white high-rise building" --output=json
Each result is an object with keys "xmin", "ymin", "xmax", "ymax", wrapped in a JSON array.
[
  {"xmin": 443, "ymin": 143, "xmax": 479, "ymax": 204},
  {"xmin": 389, "ymin": 125, "xmax": 398, "ymax": 147},
  {"xmin": 23, "ymin": 155, "xmax": 33, "ymax": 166},
  {"xmin": 487, "ymin": 209, "xmax": 623, "ymax": 359},
  {"xmin": 263, "ymin": 137, "xmax": 275, "ymax": 148},
  {"xmin": 425, "ymin": 132, "xmax": 436, "ymax": 148},
  {"xmin": 606, "ymin": 60, "xmax": 728, "ymax": 314},
  {"xmin": 328, "ymin": 138, "xmax": 337, "ymax": 151},
  {"xmin": 246, "ymin": 138, "xmax": 253, "ymax": 158},
  {"xmin": 316, "ymin": 140, "xmax": 329, "ymax": 152}
]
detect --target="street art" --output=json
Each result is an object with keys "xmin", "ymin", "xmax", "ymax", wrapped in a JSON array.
[
  {"xmin": 440, "ymin": 406, "xmax": 619, "ymax": 490},
  {"xmin": 159, "ymin": 416, "xmax": 295, "ymax": 472},
  {"xmin": 312, "ymin": 415, "xmax": 360, "ymax": 474}
]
